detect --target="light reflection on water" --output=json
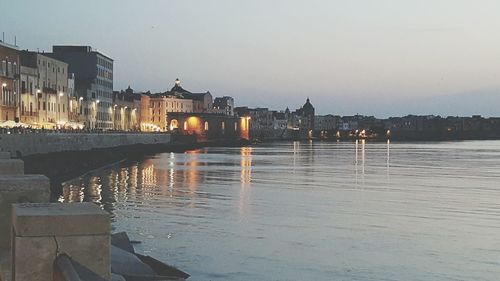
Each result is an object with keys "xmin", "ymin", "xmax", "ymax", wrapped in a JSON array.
[{"xmin": 61, "ymin": 141, "xmax": 500, "ymax": 281}]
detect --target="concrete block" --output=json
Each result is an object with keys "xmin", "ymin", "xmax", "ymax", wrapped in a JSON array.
[
  {"xmin": 0, "ymin": 175, "xmax": 50, "ymax": 251},
  {"xmin": 11, "ymin": 203, "xmax": 111, "ymax": 281},
  {"xmin": 0, "ymin": 250, "xmax": 11, "ymax": 281},
  {"xmin": 12, "ymin": 235, "xmax": 110, "ymax": 281},
  {"xmin": 0, "ymin": 152, "xmax": 10, "ymax": 159},
  {"xmin": 12, "ymin": 203, "xmax": 110, "ymax": 237},
  {"xmin": 0, "ymin": 160, "xmax": 23, "ymax": 175}
]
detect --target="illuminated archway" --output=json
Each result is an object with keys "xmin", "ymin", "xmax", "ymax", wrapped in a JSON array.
[{"xmin": 170, "ymin": 119, "xmax": 178, "ymax": 131}]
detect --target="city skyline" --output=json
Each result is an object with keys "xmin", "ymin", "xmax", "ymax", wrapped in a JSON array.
[{"xmin": 2, "ymin": 0, "xmax": 500, "ymax": 117}]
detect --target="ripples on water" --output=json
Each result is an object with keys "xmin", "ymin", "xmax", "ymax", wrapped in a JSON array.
[{"xmin": 61, "ymin": 141, "xmax": 500, "ymax": 281}]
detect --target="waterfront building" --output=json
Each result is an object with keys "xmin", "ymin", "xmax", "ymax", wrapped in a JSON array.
[
  {"xmin": 213, "ymin": 96, "xmax": 235, "ymax": 116},
  {"xmin": 20, "ymin": 51, "xmax": 69, "ymax": 128},
  {"xmin": 146, "ymin": 92, "xmax": 193, "ymax": 132},
  {"xmin": 314, "ymin": 114, "xmax": 341, "ymax": 138},
  {"xmin": 112, "ymin": 87, "xmax": 139, "ymax": 131},
  {"xmin": 289, "ymin": 98, "xmax": 315, "ymax": 138},
  {"xmin": 170, "ymin": 79, "xmax": 213, "ymax": 113},
  {"xmin": 167, "ymin": 112, "xmax": 240, "ymax": 142},
  {"xmin": 19, "ymin": 64, "xmax": 37, "ymax": 124},
  {"xmin": 47, "ymin": 46, "xmax": 114, "ymax": 130},
  {"xmin": 273, "ymin": 111, "xmax": 288, "ymax": 130},
  {"xmin": 0, "ymin": 41, "xmax": 20, "ymax": 122}
]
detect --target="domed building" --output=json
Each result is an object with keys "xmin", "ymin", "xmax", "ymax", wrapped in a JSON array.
[{"xmin": 289, "ymin": 98, "xmax": 315, "ymax": 139}]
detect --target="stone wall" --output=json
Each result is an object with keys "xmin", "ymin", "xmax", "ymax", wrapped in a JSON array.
[{"xmin": 0, "ymin": 133, "xmax": 171, "ymax": 158}]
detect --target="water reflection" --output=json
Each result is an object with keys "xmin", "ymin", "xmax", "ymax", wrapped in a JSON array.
[
  {"xmin": 240, "ymin": 147, "xmax": 252, "ymax": 185},
  {"xmin": 239, "ymin": 147, "xmax": 252, "ymax": 217}
]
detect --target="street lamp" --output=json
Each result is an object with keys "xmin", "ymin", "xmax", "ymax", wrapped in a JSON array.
[
  {"xmin": 58, "ymin": 92, "xmax": 64, "ymax": 127},
  {"xmin": 1, "ymin": 83, "xmax": 6, "ymax": 108},
  {"xmin": 94, "ymin": 100, "xmax": 100, "ymax": 129}
]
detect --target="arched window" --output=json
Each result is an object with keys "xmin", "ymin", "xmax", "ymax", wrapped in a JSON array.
[
  {"xmin": 204, "ymin": 121, "xmax": 209, "ymax": 131},
  {"xmin": 183, "ymin": 121, "xmax": 188, "ymax": 130}
]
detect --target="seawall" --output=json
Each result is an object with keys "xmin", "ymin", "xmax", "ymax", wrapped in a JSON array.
[{"xmin": 0, "ymin": 133, "xmax": 171, "ymax": 158}]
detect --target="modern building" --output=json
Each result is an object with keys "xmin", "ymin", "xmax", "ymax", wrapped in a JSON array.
[
  {"xmin": 48, "ymin": 46, "xmax": 113, "ymax": 129},
  {"xmin": 0, "ymin": 41, "xmax": 20, "ymax": 122},
  {"xmin": 213, "ymin": 96, "xmax": 234, "ymax": 116},
  {"xmin": 20, "ymin": 51, "xmax": 69, "ymax": 127}
]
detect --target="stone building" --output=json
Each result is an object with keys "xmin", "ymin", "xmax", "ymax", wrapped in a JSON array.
[
  {"xmin": 0, "ymin": 41, "xmax": 20, "ymax": 122},
  {"xmin": 112, "ymin": 87, "xmax": 140, "ymax": 131},
  {"xmin": 20, "ymin": 51, "xmax": 69, "ymax": 128},
  {"xmin": 213, "ymin": 96, "xmax": 234, "ymax": 116},
  {"xmin": 47, "ymin": 46, "xmax": 113, "ymax": 130},
  {"xmin": 289, "ymin": 98, "xmax": 315, "ymax": 138},
  {"xmin": 170, "ymin": 79, "xmax": 213, "ymax": 113}
]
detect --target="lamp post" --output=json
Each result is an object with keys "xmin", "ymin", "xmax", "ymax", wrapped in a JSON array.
[
  {"xmin": 95, "ymin": 99, "xmax": 100, "ymax": 130},
  {"xmin": 1, "ymin": 83, "xmax": 6, "ymax": 111},
  {"xmin": 58, "ymin": 92, "xmax": 64, "ymax": 127}
]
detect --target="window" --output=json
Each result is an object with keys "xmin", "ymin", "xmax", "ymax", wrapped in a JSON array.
[{"xmin": 204, "ymin": 121, "xmax": 209, "ymax": 131}]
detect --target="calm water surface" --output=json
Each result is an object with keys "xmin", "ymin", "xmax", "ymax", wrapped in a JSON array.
[{"xmin": 61, "ymin": 141, "xmax": 500, "ymax": 281}]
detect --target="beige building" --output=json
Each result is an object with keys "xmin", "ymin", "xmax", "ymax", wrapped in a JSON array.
[
  {"xmin": 112, "ymin": 87, "xmax": 140, "ymax": 131},
  {"xmin": 20, "ymin": 51, "xmax": 69, "ymax": 128},
  {"xmin": 0, "ymin": 41, "xmax": 20, "ymax": 122},
  {"xmin": 148, "ymin": 94, "xmax": 193, "ymax": 131}
]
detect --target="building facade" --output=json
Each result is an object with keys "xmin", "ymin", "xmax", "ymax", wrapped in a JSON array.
[
  {"xmin": 48, "ymin": 46, "xmax": 113, "ymax": 130},
  {"xmin": 213, "ymin": 96, "xmax": 234, "ymax": 116},
  {"xmin": 0, "ymin": 41, "xmax": 20, "ymax": 122},
  {"xmin": 20, "ymin": 51, "xmax": 69, "ymax": 128}
]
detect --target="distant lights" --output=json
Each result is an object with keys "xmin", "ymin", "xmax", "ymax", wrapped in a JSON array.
[{"xmin": 1, "ymin": 83, "xmax": 6, "ymax": 87}]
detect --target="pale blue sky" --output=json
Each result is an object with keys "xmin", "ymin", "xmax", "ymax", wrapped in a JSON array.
[{"xmin": 2, "ymin": 0, "xmax": 500, "ymax": 116}]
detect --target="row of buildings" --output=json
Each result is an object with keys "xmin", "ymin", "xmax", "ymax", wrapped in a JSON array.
[{"xmin": 0, "ymin": 41, "xmax": 237, "ymax": 132}]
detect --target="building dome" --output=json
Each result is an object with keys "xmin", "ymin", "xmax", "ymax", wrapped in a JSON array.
[{"xmin": 302, "ymin": 98, "xmax": 314, "ymax": 115}]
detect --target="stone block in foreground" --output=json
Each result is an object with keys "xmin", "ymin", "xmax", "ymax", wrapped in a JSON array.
[
  {"xmin": 0, "ymin": 152, "xmax": 10, "ymax": 159},
  {"xmin": 0, "ymin": 175, "xmax": 50, "ymax": 251},
  {"xmin": 0, "ymin": 160, "xmax": 23, "ymax": 175},
  {"xmin": 11, "ymin": 203, "xmax": 111, "ymax": 281}
]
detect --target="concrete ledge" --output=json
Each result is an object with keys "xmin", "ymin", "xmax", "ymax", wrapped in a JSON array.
[
  {"xmin": 0, "ymin": 133, "xmax": 171, "ymax": 157},
  {"xmin": 0, "ymin": 175, "xmax": 50, "ymax": 251},
  {"xmin": 11, "ymin": 203, "xmax": 111, "ymax": 280},
  {"xmin": 0, "ymin": 160, "xmax": 23, "ymax": 175},
  {"xmin": 0, "ymin": 152, "xmax": 10, "ymax": 159},
  {"xmin": 12, "ymin": 203, "xmax": 110, "ymax": 237}
]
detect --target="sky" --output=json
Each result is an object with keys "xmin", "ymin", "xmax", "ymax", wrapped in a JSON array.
[{"xmin": 2, "ymin": 0, "xmax": 500, "ymax": 117}]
